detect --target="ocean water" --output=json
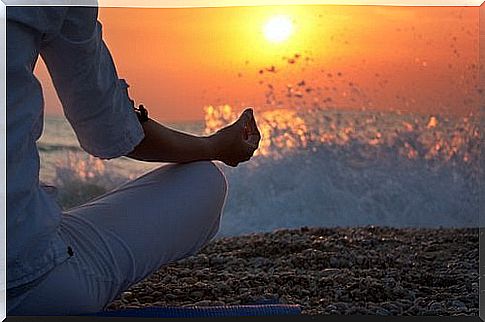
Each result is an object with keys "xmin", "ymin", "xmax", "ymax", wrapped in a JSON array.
[{"xmin": 39, "ymin": 105, "xmax": 480, "ymax": 237}]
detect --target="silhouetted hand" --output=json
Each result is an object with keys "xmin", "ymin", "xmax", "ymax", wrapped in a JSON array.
[{"xmin": 209, "ymin": 108, "xmax": 261, "ymax": 167}]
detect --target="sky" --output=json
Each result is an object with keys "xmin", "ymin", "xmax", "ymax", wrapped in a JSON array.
[
  {"xmin": 34, "ymin": 5, "xmax": 480, "ymax": 122},
  {"xmin": 4, "ymin": 0, "xmax": 482, "ymax": 6},
  {"xmin": 97, "ymin": 0, "xmax": 485, "ymax": 6}
]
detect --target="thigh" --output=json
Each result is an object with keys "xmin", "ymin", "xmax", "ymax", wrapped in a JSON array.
[
  {"xmin": 8, "ymin": 256, "xmax": 107, "ymax": 316},
  {"xmin": 10, "ymin": 161, "xmax": 227, "ymax": 316},
  {"xmin": 63, "ymin": 161, "xmax": 227, "ymax": 290}
]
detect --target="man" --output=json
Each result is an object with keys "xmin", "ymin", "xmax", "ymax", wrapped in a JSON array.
[{"xmin": 7, "ymin": 6, "xmax": 260, "ymax": 315}]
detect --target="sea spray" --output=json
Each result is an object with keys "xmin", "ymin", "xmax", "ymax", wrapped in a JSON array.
[
  {"xmin": 41, "ymin": 105, "xmax": 479, "ymax": 235},
  {"xmin": 204, "ymin": 105, "xmax": 479, "ymax": 236},
  {"xmin": 52, "ymin": 152, "xmax": 132, "ymax": 209}
]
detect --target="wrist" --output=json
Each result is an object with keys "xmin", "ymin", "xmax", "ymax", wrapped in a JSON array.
[{"xmin": 205, "ymin": 134, "xmax": 220, "ymax": 160}]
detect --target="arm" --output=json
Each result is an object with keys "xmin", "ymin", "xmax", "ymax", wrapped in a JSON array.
[
  {"xmin": 40, "ymin": 7, "xmax": 261, "ymax": 165},
  {"xmin": 128, "ymin": 108, "xmax": 261, "ymax": 167},
  {"xmin": 126, "ymin": 119, "xmax": 214, "ymax": 163},
  {"xmin": 40, "ymin": 11, "xmax": 145, "ymax": 159}
]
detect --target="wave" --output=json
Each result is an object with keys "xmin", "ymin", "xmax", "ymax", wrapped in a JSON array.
[
  {"xmin": 45, "ymin": 105, "xmax": 480, "ymax": 236},
  {"xmin": 206, "ymin": 105, "xmax": 480, "ymax": 235}
]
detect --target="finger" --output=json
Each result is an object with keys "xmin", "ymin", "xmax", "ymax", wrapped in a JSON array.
[
  {"xmin": 238, "ymin": 109, "xmax": 254, "ymax": 139},
  {"xmin": 237, "ymin": 108, "xmax": 252, "ymax": 122},
  {"xmin": 236, "ymin": 117, "xmax": 249, "ymax": 133},
  {"xmin": 239, "ymin": 109, "xmax": 256, "ymax": 134},
  {"xmin": 247, "ymin": 111, "xmax": 261, "ymax": 139},
  {"xmin": 243, "ymin": 107, "xmax": 254, "ymax": 117},
  {"xmin": 243, "ymin": 141, "xmax": 257, "ymax": 157},
  {"xmin": 243, "ymin": 108, "xmax": 256, "ymax": 127},
  {"xmin": 247, "ymin": 133, "xmax": 260, "ymax": 147},
  {"xmin": 248, "ymin": 121, "xmax": 261, "ymax": 142},
  {"xmin": 247, "ymin": 110, "xmax": 257, "ymax": 130},
  {"xmin": 242, "ymin": 125, "xmax": 249, "ymax": 140}
]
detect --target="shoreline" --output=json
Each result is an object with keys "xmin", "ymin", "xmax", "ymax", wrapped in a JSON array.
[{"xmin": 106, "ymin": 226, "xmax": 478, "ymax": 316}]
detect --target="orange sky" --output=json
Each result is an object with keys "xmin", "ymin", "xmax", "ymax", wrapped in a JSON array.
[{"xmin": 35, "ymin": 5, "xmax": 479, "ymax": 122}]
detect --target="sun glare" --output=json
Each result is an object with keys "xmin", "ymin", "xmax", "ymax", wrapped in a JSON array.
[{"xmin": 263, "ymin": 15, "xmax": 293, "ymax": 44}]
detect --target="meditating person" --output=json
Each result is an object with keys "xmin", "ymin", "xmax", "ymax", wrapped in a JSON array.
[{"xmin": 7, "ymin": 6, "xmax": 261, "ymax": 315}]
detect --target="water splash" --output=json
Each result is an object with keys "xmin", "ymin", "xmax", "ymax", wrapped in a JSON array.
[
  {"xmin": 204, "ymin": 104, "xmax": 479, "ymax": 167},
  {"xmin": 203, "ymin": 104, "xmax": 479, "ymax": 236},
  {"xmin": 53, "ymin": 152, "xmax": 132, "ymax": 210}
]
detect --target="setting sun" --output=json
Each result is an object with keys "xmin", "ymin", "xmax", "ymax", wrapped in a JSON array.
[{"xmin": 263, "ymin": 15, "xmax": 293, "ymax": 43}]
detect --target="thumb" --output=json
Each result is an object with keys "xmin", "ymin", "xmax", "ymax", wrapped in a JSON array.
[
  {"xmin": 239, "ymin": 108, "xmax": 253, "ymax": 123},
  {"xmin": 236, "ymin": 109, "xmax": 252, "ymax": 132},
  {"xmin": 243, "ymin": 107, "xmax": 254, "ymax": 117}
]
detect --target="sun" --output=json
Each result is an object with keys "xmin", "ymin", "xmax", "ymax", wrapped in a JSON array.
[{"xmin": 263, "ymin": 15, "xmax": 293, "ymax": 44}]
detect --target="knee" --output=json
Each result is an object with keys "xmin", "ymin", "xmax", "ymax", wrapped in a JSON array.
[
  {"xmin": 192, "ymin": 161, "xmax": 228, "ymax": 200},
  {"xmin": 147, "ymin": 161, "xmax": 227, "ymax": 192},
  {"xmin": 192, "ymin": 161, "xmax": 227, "ymax": 236},
  {"xmin": 207, "ymin": 162, "xmax": 228, "ymax": 199},
  {"xmin": 148, "ymin": 161, "xmax": 227, "ymax": 203}
]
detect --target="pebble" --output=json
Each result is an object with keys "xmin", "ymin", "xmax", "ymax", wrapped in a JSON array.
[
  {"xmin": 428, "ymin": 301, "xmax": 443, "ymax": 311},
  {"xmin": 451, "ymin": 300, "xmax": 467, "ymax": 310},
  {"xmin": 104, "ymin": 227, "xmax": 478, "ymax": 316},
  {"xmin": 190, "ymin": 291, "xmax": 204, "ymax": 299}
]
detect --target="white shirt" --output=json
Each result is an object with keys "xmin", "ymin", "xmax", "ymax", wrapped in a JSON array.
[{"xmin": 7, "ymin": 6, "xmax": 145, "ymax": 290}]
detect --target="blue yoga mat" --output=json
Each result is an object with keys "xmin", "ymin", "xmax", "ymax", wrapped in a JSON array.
[{"xmin": 87, "ymin": 304, "xmax": 301, "ymax": 318}]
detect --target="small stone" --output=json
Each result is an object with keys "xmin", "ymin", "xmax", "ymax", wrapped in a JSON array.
[
  {"xmin": 375, "ymin": 308, "xmax": 391, "ymax": 316},
  {"xmin": 194, "ymin": 300, "xmax": 214, "ymax": 306},
  {"xmin": 121, "ymin": 292, "xmax": 133, "ymax": 301},
  {"xmin": 190, "ymin": 291, "xmax": 204, "ymax": 299},
  {"xmin": 451, "ymin": 300, "xmax": 467, "ymax": 310},
  {"xmin": 429, "ymin": 301, "xmax": 443, "ymax": 311},
  {"xmin": 326, "ymin": 304, "xmax": 337, "ymax": 311},
  {"xmin": 102, "ymin": 227, "xmax": 478, "ymax": 316}
]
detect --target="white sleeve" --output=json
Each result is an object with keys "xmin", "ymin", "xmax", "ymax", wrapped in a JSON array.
[{"xmin": 40, "ymin": 11, "xmax": 144, "ymax": 160}]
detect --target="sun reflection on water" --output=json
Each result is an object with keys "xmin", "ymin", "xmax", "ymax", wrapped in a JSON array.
[{"xmin": 203, "ymin": 104, "xmax": 479, "ymax": 168}]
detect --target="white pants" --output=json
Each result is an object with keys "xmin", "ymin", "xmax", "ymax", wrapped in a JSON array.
[{"xmin": 9, "ymin": 161, "xmax": 227, "ymax": 315}]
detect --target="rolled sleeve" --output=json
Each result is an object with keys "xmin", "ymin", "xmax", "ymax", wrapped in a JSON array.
[{"xmin": 40, "ymin": 14, "xmax": 144, "ymax": 159}]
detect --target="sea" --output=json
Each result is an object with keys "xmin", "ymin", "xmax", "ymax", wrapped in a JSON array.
[{"xmin": 39, "ymin": 105, "xmax": 480, "ymax": 237}]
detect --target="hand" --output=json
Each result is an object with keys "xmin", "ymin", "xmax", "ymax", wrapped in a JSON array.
[{"xmin": 209, "ymin": 108, "xmax": 261, "ymax": 167}]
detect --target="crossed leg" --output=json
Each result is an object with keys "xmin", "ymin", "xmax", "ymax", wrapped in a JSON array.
[{"xmin": 9, "ymin": 161, "xmax": 227, "ymax": 315}]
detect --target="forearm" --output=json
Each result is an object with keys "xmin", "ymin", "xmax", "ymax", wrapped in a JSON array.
[{"xmin": 127, "ymin": 119, "xmax": 216, "ymax": 163}]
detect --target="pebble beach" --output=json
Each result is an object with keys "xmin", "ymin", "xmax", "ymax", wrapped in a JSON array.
[{"xmin": 106, "ymin": 226, "xmax": 478, "ymax": 316}]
